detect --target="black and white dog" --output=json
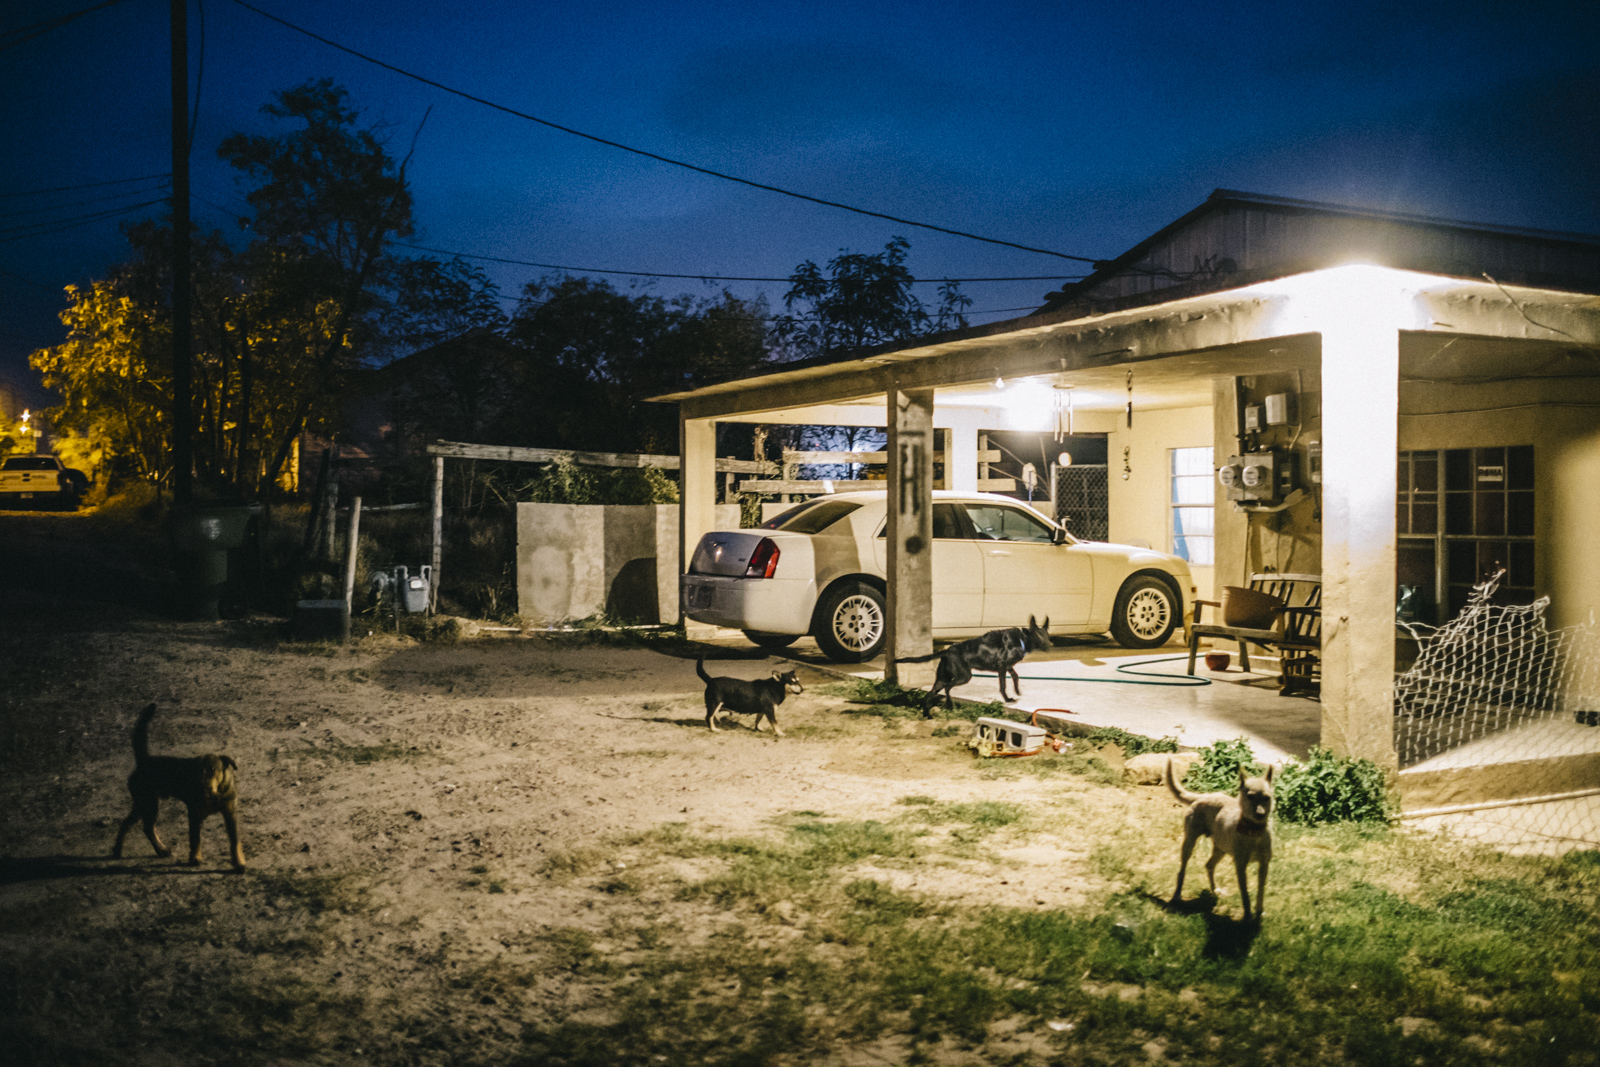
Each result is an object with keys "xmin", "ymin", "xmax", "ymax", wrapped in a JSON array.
[
  {"xmin": 696, "ymin": 657, "xmax": 804, "ymax": 738},
  {"xmin": 896, "ymin": 615, "xmax": 1052, "ymax": 716}
]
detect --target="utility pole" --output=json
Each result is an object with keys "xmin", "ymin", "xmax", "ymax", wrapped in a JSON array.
[{"xmin": 170, "ymin": 0, "xmax": 192, "ymax": 504}]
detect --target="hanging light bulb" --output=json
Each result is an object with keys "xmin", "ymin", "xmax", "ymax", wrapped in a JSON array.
[{"xmin": 993, "ymin": 373, "xmax": 1006, "ymax": 390}]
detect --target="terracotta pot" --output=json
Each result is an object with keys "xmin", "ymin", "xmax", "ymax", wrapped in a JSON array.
[
  {"xmin": 1204, "ymin": 651, "xmax": 1231, "ymax": 672},
  {"xmin": 1221, "ymin": 585, "xmax": 1285, "ymax": 629}
]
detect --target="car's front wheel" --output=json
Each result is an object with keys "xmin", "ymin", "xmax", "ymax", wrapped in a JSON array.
[
  {"xmin": 743, "ymin": 630, "xmax": 800, "ymax": 650},
  {"xmin": 813, "ymin": 581, "xmax": 886, "ymax": 662},
  {"xmin": 1110, "ymin": 575, "xmax": 1179, "ymax": 648}
]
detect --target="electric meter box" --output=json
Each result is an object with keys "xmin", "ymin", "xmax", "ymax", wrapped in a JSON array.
[
  {"xmin": 1218, "ymin": 451, "xmax": 1296, "ymax": 503},
  {"xmin": 1264, "ymin": 392, "xmax": 1294, "ymax": 425}
]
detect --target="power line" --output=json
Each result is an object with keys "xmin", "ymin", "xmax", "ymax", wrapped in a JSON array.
[
  {"xmin": 0, "ymin": 0, "xmax": 128, "ymax": 54},
  {"xmin": 0, "ymin": 199, "xmax": 166, "ymax": 243},
  {"xmin": 229, "ymin": 0, "xmax": 1106, "ymax": 266},
  {"xmin": 0, "ymin": 183, "xmax": 171, "ymax": 223},
  {"xmin": 397, "ymin": 241, "xmax": 1085, "ymax": 284},
  {"xmin": 0, "ymin": 173, "xmax": 170, "ymax": 199},
  {"xmin": 192, "ymin": 191, "xmax": 1086, "ymax": 286}
]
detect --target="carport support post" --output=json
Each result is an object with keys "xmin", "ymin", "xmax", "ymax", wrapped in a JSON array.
[
  {"xmin": 885, "ymin": 384, "xmax": 936, "ymax": 686},
  {"xmin": 680, "ymin": 416, "xmax": 718, "ymax": 638},
  {"xmin": 1318, "ymin": 318, "xmax": 1400, "ymax": 771}
]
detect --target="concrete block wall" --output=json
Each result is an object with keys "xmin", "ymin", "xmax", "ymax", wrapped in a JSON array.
[{"xmin": 516, "ymin": 503, "xmax": 738, "ymax": 626}]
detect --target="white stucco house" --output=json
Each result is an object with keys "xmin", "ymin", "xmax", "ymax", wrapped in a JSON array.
[{"xmin": 653, "ymin": 190, "xmax": 1600, "ymax": 791}]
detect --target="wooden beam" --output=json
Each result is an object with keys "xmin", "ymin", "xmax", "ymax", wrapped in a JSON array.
[
  {"xmin": 783, "ymin": 450, "xmax": 887, "ymax": 465},
  {"xmin": 424, "ymin": 440, "xmax": 772, "ymax": 474},
  {"xmin": 977, "ymin": 477, "xmax": 1017, "ymax": 491},
  {"xmin": 737, "ymin": 479, "xmax": 873, "ymax": 495}
]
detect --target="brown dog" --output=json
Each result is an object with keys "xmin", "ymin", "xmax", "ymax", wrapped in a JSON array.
[
  {"xmin": 113, "ymin": 703, "xmax": 246, "ymax": 871},
  {"xmin": 1165, "ymin": 757, "xmax": 1275, "ymax": 918}
]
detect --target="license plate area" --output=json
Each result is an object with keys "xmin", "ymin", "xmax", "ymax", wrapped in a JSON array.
[{"xmin": 686, "ymin": 583, "xmax": 714, "ymax": 610}]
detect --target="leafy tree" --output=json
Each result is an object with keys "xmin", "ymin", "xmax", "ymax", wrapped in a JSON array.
[
  {"xmin": 32, "ymin": 80, "xmax": 422, "ymax": 499},
  {"xmin": 217, "ymin": 78, "xmax": 418, "ymax": 492},
  {"xmin": 772, "ymin": 236, "xmax": 971, "ymax": 360},
  {"xmin": 504, "ymin": 278, "xmax": 769, "ymax": 454}
]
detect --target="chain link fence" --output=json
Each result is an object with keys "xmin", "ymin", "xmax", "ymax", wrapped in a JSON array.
[
  {"xmin": 1055, "ymin": 464, "xmax": 1109, "ymax": 542},
  {"xmin": 1395, "ymin": 572, "xmax": 1600, "ymax": 854}
]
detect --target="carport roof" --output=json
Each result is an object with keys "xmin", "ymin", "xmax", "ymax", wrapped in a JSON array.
[{"xmin": 651, "ymin": 190, "xmax": 1600, "ymax": 407}]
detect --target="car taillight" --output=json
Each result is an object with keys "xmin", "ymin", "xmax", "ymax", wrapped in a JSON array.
[{"xmin": 745, "ymin": 538, "xmax": 780, "ymax": 578}]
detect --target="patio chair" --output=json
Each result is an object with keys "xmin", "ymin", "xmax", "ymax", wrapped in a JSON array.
[{"xmin": 1186, "ymin": 573, "xmax": 1322, "ymax": 693}]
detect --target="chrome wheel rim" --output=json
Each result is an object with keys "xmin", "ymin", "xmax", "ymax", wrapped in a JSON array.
[
  {"xmin": 1126, "ymin": 587, "xmax": 1172, "ymax": 640},
  {"xmin": 832, "ymin": 594, "xmax": 885, "ymax": 653}
]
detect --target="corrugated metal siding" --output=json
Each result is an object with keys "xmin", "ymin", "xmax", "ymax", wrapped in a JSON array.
[{"xmin": 1075, "ymin": 202, "xmax": 1600, "ymax": 303}]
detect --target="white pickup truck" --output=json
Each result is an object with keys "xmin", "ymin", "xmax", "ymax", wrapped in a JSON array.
[{"xmin": 0, "ymin": 455, "xmax": 89, "ymax": 509}]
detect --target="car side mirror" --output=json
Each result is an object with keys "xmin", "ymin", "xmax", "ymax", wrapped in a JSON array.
[{"xmin": 1052, "ymin": 527, "xmax": 1069, "ymax": 545}]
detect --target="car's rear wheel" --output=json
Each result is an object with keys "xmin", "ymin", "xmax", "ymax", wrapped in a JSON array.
[
  {"xmin": 813, "ymin": 581, "xmax": 886, "ymax": 662},
  {"xmin": 1110, "ymin": 575, "xmax": 1178, "ymax": 648},
  {"xmin": 743, "ymin": 630, "xmax": 800, "ymax": 650}
]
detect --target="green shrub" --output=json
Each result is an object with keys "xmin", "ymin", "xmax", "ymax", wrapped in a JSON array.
[
  {"xmin": 1275, "ymin": 745, "xmax": 1393, "ymax": 824},
  {"xmin": 1181, "ymin": 739, "xmax": 1393, "ymax": 825},
  {"xmin": 1180, "ymin": 737, "xmax": 1262, "ymax": 793},
  {"xmin": 518, "ymin": 462, "xmax": 678, "ymax": 505}
]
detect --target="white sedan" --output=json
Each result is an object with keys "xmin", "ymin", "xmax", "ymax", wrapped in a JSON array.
[{"xmin": 681, "ymin": 490, "xmax": 1193, "ymax": 662}]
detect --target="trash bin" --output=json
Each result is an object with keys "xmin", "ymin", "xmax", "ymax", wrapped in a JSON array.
[{"xmin": 168, "ymin": 501, "xmax": 260, "ymax": 620}]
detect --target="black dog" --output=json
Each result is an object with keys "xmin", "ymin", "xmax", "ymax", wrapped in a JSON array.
[
  {"xmin": 696, "ymin": 658, "xmax": 804, "ymax": 738},
  {"xmin": 896, "ymin": 615, "xmax": 1051, "ymax": 716},
  {"xmin": 112, "ymin": 703, "xmax": 246, "ymax": 871}
]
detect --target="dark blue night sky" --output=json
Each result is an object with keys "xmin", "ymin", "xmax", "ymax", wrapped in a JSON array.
[{"xmin": 4, "ymin": 0, "xmax": 1598, "ymax": 396}]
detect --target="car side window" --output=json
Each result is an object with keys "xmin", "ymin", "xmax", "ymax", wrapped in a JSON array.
[
  {"xmin": 962, "ymin": 503, "xmax": 1055, "ymax": 543},
  {"xmin": 877, "ymin": 502, "xmax": 968, "ymax": 540}
]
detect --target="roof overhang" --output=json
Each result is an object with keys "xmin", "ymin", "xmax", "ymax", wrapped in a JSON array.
[{"xmin": 653, "ymin": 264, "xmax": 1600, "ymax": 422}]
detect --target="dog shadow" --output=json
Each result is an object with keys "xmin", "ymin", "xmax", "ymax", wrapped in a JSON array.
[
  {"xmin": 1139, "ymin": 889, "xmax": 1262, "ymax": 959},
  {"xmin": 0, "ymin": 854, "xmax": 238, "ymax": 886}
]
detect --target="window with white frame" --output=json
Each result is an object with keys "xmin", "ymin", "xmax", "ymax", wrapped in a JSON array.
[{"xmin": 1170, "ymin": 447, "xmax": 1214, "ymax": 565}]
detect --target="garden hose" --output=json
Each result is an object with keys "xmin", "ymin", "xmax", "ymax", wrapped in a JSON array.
[{"xmin": 972, "ymin": 654, "xmax": 1212, "ymax": 687}]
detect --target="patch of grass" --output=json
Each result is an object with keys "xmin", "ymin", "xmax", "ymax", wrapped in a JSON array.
[
  {"xmin": 254, "ymin": 871, "xmax": 372, "ymax": 916},
  {"xmin": 913, "ymin": 800, "xmax": 1026, "ymax": 829},
  {"xmin": 1082, "ymin": 725, "xmax": 1179, "ymax": 757},
  {"xmin": 822, "ymin": 678, "xmax": 924, "ymax": 707},
  {"xmin": 319, "ymin": 740, "xmax": 415, "ymax": 764},
  {"xmin": 685, "ymin": 819, "xmax": 921, "ymax": 906},
  {"xmin": 528, "ymin": 818, "xmax": 1600, "ymax": 1065},
  {"xmin": 895, "ymin": 795, "xmax": 936, "ymax": 806},
  {"xmin": 615, "ymin": 748, "xmax": 674, "ymax": 759},
  {"xmin": 935, "ymin": 699, "xmax": 1030, "ymax": 723},
  {"xmin": 541, "ymin": 847, "xmax": 606, "ymax": 881}
]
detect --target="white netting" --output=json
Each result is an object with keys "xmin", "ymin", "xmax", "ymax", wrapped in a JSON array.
[{"xmin": 1394, "ymin": 572, "xmax": 1600, "ymax": 854}]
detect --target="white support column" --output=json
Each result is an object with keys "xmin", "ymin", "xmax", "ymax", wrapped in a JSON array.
[
  {"xmin": 885, "ymin": 384, "xmax": 936, "ymax": 685},
  {"xmin": 679, "ymin": 416, "xmax": 718, "ymax": 637},
  {"xmin": 1319, "ymin": 321, "xmax": 1401, "ymax": 771}
]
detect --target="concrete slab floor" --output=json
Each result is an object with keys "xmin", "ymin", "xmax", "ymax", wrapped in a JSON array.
[{"xmin": 730, "ymin": 632, "xmax": 1323, "ymax": 764}]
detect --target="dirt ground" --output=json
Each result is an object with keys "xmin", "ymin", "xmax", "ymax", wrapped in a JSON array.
[{"xmin": 0, "ymin": 588, "xmax": 1175, "ymax": 1065}]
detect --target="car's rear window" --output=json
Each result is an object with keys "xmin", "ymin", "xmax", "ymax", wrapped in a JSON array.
[
  {"xmin": 761, "ymin": 498, "xmax": 863, "ymax": 534},
  {"xmin": 2, "ymin": 457, "xmax": 57, "ymax": 471}
]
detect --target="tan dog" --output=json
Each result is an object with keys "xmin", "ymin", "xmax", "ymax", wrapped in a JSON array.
[
  {"xmin": 1165, "ymin": 757, "xmax": 1275, "ymax": 918},
  {"xmin": 113, "ymin": 703, "xmax": 246, "ymax": 871}
]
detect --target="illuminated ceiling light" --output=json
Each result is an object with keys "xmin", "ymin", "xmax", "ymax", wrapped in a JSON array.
[
  {"xmin": 993, "ymin": 374, "xmax": 1006, "ymax": 390},
  {"xmin": 1057, "ymin": 451, "xmax": 1073, "ymax": 467}
]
